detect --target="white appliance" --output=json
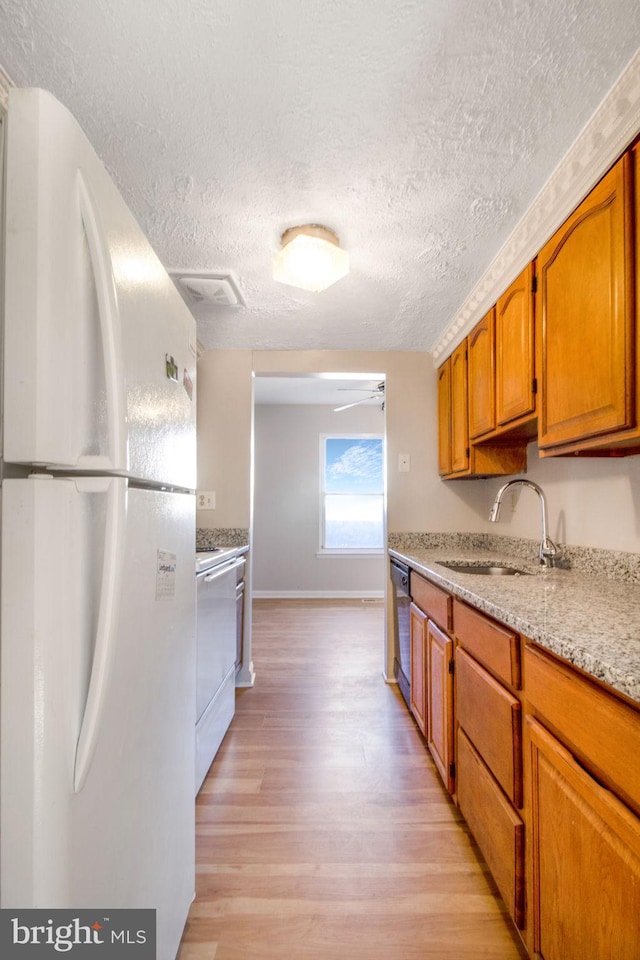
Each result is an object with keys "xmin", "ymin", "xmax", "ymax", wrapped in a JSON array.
[
  {"xmin": 0, "ymin": 89, "xmax": 197, "ymax": 960},
  {"xmin": 195, "ymin": 549, "xmax": 245, "ymax": 793}
]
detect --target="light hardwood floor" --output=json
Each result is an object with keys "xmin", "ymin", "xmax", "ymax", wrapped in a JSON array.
[{"xmin": 178, "ymin": 599, "xmax": 528, "ymax": 960}]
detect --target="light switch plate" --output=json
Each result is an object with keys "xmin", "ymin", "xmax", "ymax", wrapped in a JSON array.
[
  {"xmin": 399, "ymin": 453, "xmax": 411, "ymax": 473},
  {"xmin": 197, "ymin": 490, "xmax": 215, "ymax": 510}
]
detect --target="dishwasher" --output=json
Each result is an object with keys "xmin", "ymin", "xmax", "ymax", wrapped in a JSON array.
[
  {"xmin": 390, "ymin": 557, "xmax": 411, "ymax": 708},
  {"xmin": 195, "ymin": 549, "xmax": 245, "ymax": 793}
]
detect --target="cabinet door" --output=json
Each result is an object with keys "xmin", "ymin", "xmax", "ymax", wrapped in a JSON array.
[
  {"xmin": 538, "ymin": 154, "xmax": 634, "ymax": 450},
  {"xmin": 527, "ymin": 717, "xmax": 640, "ymax": 960},
  {"xmin": 468, "ymin": 309, "xmax": 496, "ymax": 439},
  {"xmin": 457, "ymin": 729, "xmax": 525, "ymax": 929},
  {"xmin": 496, "ymin": 263, "xmax": 536, "ymax": 426},
  {"xmin": 437, "ymin": 358, "xmax": 452, "ymax": 475},
  {"xmin": 450, "ymin": 341, "xmax": 469, "ymax": 474},
  {"xmin": 427, "ymin": 619, "xmax": 454, "ymax": 793},
  {"xmin": 409, "ymin": 602, "xmax": 427, "ymax": 737}
]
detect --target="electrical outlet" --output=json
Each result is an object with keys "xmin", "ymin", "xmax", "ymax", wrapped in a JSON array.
[
  {"xmin": 197, "ymin": 490, "xmax": 215, "ymax": 510},
  {"xmin": 399, "ymin": 453, "xmax": 411, "ymax": 473}
]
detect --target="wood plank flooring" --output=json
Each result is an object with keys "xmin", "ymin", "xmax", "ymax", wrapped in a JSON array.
[{"xmin": 178, "ymin": 599, "xmax": 528, "ymax": 960}]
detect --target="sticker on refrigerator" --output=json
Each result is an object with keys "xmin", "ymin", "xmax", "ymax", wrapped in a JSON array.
[
  {"xmin": 165, "ymin": 353, "xmax": 179, "ymax": 382},
  {"xmin": 156, "ymin": 550, "xmax": 177, "ymax": 600},
  {"xmin": 183, "ymin": 368, "xmax": 193, "ymax": 400}
]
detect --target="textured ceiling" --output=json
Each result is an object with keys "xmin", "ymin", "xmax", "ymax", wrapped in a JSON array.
[{"xmin": 1, "ymin": 1, "xmax": 640, "ymax": 353}]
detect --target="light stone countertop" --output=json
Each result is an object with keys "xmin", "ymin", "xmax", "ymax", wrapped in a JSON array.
[{"xmin": 389, "ymin": 546, "xmax": 640, "ymax": 706}]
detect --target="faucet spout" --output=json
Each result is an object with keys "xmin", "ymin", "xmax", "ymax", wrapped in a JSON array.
[{"xmin": 489, "ymin": 478, "xmax": 561, "ymax": 567}]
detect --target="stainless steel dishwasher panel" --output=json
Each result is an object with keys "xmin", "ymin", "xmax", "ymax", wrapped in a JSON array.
[{"xmin": 390, "ymin": 558, "xmax": 411, "ymax": 708}]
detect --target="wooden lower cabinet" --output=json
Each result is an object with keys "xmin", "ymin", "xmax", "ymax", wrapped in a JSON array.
[
  {"xmin": 457, "ymin": 728, "xmax": 525, "ymax": 930},
  {"xmin": 456, "ymin": 647, "xmax": 522, "ymax": 807},
  {"xmin": 527, "ymin": 717, "xmax": 640, "ymax": 959},
  {"xmin": 426, "ymin": 619, "xmax": 455, "ymax": 793},
  {"xmin": 402, "ymin": 568, "xmax": 640, "ymax": 958},
  {"xmin": 409, "ymin": 602, "xmax": 427, "ymax": 737}
]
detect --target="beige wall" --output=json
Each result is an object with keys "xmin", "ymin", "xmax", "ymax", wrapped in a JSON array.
[
  {"xmin": 197, "ymin": 349, "xmax": 253, "ymax": 529},
  {"xmin": 484, "ymin": 443, "xmax": 640, "ymax": 554}
]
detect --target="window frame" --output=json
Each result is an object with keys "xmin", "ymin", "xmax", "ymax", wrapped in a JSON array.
[{"xmin": 318, "ymin": 432, "xmax": 385, "ymax": 557}]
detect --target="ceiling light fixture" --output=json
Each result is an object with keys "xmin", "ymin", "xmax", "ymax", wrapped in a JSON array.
[{"xmin": 273, "ymin": 224, "xmax": 349, "ymax": 292}]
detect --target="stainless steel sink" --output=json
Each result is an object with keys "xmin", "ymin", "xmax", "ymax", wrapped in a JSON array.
[{"xmin": 439, "ymin": 563, "xmax": 532, "ymax": 577}]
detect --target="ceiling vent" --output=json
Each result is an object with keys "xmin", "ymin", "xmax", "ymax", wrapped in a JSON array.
[{"xmin": 170, "ymin": 271, "xmax": 245, "ymax": 308}]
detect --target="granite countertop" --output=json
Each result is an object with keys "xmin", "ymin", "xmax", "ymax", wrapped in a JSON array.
[{"xmin": 389, "ymin": 545, "xmax": 640, "ymax": 706}]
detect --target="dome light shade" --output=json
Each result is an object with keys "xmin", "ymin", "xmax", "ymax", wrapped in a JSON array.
[{"xmin": 273, "ymin": 224, "xmax": 349, "ymax": 292}]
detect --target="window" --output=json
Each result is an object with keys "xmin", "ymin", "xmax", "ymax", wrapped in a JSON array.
[{"xmin": 320, "ymin": 435, "xmax": 384, "ymax": 552}]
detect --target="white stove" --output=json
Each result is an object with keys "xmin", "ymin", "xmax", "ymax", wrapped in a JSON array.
[{"xmin": 194, "ymin": 546, "xmax": 246, "ymax": 793}]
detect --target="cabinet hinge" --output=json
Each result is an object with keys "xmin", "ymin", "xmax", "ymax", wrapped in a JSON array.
[
  {"xmin": 448, "ymin": 659, "xmax": 455, "ymax": 675},
  {"xmin": 465, "ymin": 448, "xmax": 470, "ymax": 460},
  {"xmin": 449, "ymin": 761, "xmax": 456, "ymax": 779},
  {"xmin": 531, "ymin": 275, "xmax": 538, "ymax": 294},
  {"xmin": 532, "ymin": 377, "xmax": 538, "ymax": 395}
]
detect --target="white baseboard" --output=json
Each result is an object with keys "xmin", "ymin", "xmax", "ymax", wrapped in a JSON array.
[{"xmin": 253, "ymin": 590, "xmax": 385, "ymax": 600}]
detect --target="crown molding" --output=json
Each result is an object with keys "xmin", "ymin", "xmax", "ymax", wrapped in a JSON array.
[
  {"xmin": 0, "ymin": 63, "xmax": 14, "ymax": 110},
  {"xmin": 431, "ymin": 48, "xmax": 640, "ymax": 364}
]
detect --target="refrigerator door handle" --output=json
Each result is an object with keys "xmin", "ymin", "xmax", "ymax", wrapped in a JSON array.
[
  {"xmin": 74, "ymin": 478, "xmax": 127, "ymax": 792},
  {"xmin": 77, "ymin": 172, "xmax": 127, "ymax": 473}
]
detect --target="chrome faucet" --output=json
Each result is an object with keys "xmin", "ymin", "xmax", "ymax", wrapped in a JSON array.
[{"xmin": 489, "ymin": 479, "xmax": 561, "ymax": 567}]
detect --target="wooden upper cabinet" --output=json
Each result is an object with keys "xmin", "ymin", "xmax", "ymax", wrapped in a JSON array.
[
  {"xmin": 496, "ymin": 263, "xmax": 536, "ymax": 426},
  {"xmin": 437, "ymin": 358, "xmax": 452, "ymax": 475},
  {"xmin": 538, "ymin": 153, "xmax": 634, "ymax": 451},
  {"xmin": 468, "ymin": 309, "xmax": 496, "ymax": 439},
  {"xmin": 450, "ymin": 340, "xmax": 469, "ymax": 474}
]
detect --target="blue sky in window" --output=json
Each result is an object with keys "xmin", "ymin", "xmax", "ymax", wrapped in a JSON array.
[{"xmin": 325, "ymin": 438, "xmax": 383, "ymax": 494}]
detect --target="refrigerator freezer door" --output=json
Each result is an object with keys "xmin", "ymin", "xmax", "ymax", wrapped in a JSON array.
[
  {"xmin": 3, "ymin": 88, "xmax": 196, "ymax": 488},
  {"xmin": 0, "ymin": 477, "xmax": 196, "ymax": 959}
]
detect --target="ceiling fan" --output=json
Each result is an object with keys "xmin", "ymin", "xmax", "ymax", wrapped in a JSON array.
[{"xmin": 334, "ymin": 381, "xmax": 385, "ymax": 412}]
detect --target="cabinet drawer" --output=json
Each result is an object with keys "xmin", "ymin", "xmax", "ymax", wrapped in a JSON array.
[
  {"xmin": 525, "ymin": 644, "xmax": 640, "ymax": 813},
  {"xmin": 456, "ymin": 647, "xmax": 522, "ymax": 806},
  {"xmin": 410, "ymin": 572, "xmax": 452, "ymax": 632},
  {"xmin": 454, "ymin": 598, "xmax": 520, "ymax": 688},
  {"xmin": 457, "ymin": 728, "xmax": 525, "ymax": 930}
]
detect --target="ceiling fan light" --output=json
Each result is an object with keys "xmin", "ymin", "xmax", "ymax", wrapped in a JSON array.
[{"xmin": 273, "ymin": 224, "xmax": 349, "ymax": 292}]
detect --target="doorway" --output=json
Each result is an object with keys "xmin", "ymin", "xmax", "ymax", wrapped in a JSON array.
[{"xmin": 251, "ymin": 373, "xmax": 387, "ymax": 599}]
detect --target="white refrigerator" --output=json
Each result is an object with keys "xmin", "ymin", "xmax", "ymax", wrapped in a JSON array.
[{"xmin": 0, "ymin": 88, "xmax": 197, "ymax": 959}]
